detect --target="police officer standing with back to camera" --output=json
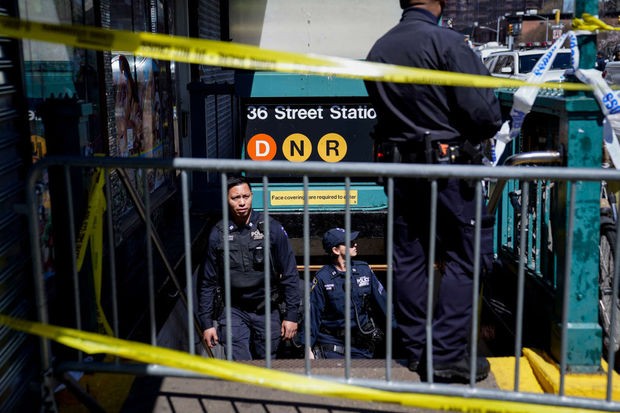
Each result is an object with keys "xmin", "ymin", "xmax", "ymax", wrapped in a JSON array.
[
  {"xmin": 365, "ymin": 0, "xmax": 502, "ymax": 382},
  {"xmin": 304, "ymin": 228, "xmax": 392, "ymax": 359},
  {"xmin": 197, "ymin": 176, "xmax": 300, "ymax": 360}
]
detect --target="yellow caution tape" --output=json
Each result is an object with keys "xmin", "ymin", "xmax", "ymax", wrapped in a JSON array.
[
  {"xmin": 76, "ymin": 169, "xmax": 105, "ymax": 270},
  {"xmin": 89, "ymin": 170, "xmax": 113, "ymax": 337},
  {"xmin": 0, "ymin": 313, "xmax": 607, "ymax": 413},
  {"xmin": 0, "ymin": 16, "xmax": 592, "ymax": 91},
  {"xmin": 573, "ymin": 13, "xmax": 620, "ymax": 32},
  {"xmin": 75, "ymin": 168, "xmax": 113, "ymax": 336}
]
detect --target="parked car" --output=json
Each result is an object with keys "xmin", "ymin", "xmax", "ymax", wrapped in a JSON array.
[{"xmin": 484, "ymin": 47, "xmax": 573, "ymax": 82}]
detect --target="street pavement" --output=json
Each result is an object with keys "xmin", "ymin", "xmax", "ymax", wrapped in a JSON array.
[{"xmin": 119, "ymin": 359, "xmax": 501, "ymax": 413}]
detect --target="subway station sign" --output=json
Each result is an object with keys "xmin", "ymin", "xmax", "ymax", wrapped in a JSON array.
[
  {"xmin": 235, "ymin": 72, "xmax": 387, "ymax": 211},
  {"xmin": 242, "ymin": 100, "xmax": 377, "ymax": 163},
  {"xmin": 239, "ymin": 93, "xmax": 386, "ymax": 212}
]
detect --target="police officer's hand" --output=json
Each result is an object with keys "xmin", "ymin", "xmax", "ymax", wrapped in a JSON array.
[
  {"xmin": 203, "ymin": 327, "xmax": 218, "ymax": 348},
  {"xmin": 280, "ymin": 320, "xmax": 298, "ymax": 341}
]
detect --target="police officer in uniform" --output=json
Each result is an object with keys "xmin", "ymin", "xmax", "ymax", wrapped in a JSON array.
[
  {"xmin": 365, "ymin": 0, "xmax": 502, "ymax": 381},
  {"xmin": 197, "ymin": 176, "xmax": 300, "ymax": 360},
  {"xmin": 306, "ymin": 228, "xmax": 391, "ymax": 359}
]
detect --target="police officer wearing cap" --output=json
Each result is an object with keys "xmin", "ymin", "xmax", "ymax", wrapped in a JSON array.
[
  {"xmin": 365, "ymin": 0, "xmax": 502, "ymax": 381},
  {"xmin": 305, "ymin": 228, "xmax": 392, "ymax": 359},
  {"xmin": 197, "ymin": 176, "xmax": 300, "ymax": 360}
]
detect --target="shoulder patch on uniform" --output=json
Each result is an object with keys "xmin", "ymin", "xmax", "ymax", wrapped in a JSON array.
[{"xmin": 310, "ymin": 277, "xmax": 319, "ymax": 291}]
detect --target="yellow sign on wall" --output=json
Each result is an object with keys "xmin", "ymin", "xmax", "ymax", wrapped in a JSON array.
[{"xmin": 270, "ymin": 190, "xmax": 358, "ymax": 206}]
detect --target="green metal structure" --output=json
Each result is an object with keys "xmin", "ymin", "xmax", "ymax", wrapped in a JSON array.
[{"xmin": 493, "ymin": 0, "xmax": 603, "ymax": 373}]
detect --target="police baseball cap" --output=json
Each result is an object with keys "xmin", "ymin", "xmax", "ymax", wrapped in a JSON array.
[{"xmin": 322, "ymin": 228, "xmax": 359, "ymax": 252}]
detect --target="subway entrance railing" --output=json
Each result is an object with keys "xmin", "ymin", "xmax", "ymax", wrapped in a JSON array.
[{"xmin": 22, "ymin": 155, "xmax": 620, "ymax": 412}]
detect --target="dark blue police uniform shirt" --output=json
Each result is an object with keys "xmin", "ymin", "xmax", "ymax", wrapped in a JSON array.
[
  {"xmin": 197, "ymin": 210, "xmax": 300, "ymax": 330},
  {"xmin": 308, "ymin": 260, "xmax": 390, "ymax": 347},
  {"xmin": 365, "ymin": 7, "xmax": 502, "ymax": 147}
]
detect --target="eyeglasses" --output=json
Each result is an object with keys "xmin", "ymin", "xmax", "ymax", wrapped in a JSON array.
[{"xmin": 339, "ymin": 241, "xmax": 357, "ymax": 248}]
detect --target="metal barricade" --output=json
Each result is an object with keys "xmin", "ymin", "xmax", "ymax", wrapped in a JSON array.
[{"xmin": 25, "ymin": 156, "xmax": 620, "ymax": 412}]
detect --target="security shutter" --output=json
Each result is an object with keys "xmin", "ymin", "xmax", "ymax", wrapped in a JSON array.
[
  {"xmin": 197, "ymin": 0, "xmax": 236, "ymax": 162},
  {"xmin": 0, "ymin": 1, "xmax": 38, "ymax": 412},
  {"xmin": 187, "ymin": 0, "xmax": 237, "ymax": 203}
]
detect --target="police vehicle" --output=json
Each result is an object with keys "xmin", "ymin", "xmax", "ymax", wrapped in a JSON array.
[{"xmin": 484, "ymin": 45, "xmax": 572, "ymax": 82}]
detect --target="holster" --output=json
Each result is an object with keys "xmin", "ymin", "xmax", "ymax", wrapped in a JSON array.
[
  {"xmin": 373, "ymin": 140, "xmax": 402, "ymax": 163},
  {"xmin": 213, "ymin": 287, "xmax": 223, "ymax": 318},
  {"xmin": 376, "ymin": 140, "xmax": 429, "ymax": 163},
  {"xmin": 312, "ymin": 345, "xmax": 324, "ymax": 359},
  {"xmin": 424, "ymin": 134, "xmax": 488, "ymax": 165},
  {"xmin": 374, "ymin": 135, "xmax": 488, "ymax": 166}
]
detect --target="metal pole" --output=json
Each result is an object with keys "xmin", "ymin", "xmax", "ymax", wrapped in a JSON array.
[{"xmin": 496, "ymin": 16, "xmax": 501, "ymax": 43}]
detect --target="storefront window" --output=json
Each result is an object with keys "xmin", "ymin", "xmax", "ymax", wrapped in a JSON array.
[
  {"xmin": 21, "ymin": 0, "xmax": 178, "ymax": 275},
  {"xmin": 21, "ymin": 0, "xmax": 96, "ymax": 279}
]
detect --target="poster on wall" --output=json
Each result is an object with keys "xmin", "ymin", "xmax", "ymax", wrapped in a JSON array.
[
  {"xmin": 112, "ymin": 54, "xmax": 166, "ymax": 196},
  {"xmin": 107, "ymin": 0, "xmax": 177, "ymax": 222}
]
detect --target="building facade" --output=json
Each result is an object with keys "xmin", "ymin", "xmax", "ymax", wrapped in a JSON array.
[{"xmin": 445, "ymin": 0, "xmax": 620, "ymax": 44}]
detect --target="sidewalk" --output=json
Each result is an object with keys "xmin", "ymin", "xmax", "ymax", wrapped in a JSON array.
[{"xmin": 57, "ymin": 358, "xmax": 538, "ymax": 413}]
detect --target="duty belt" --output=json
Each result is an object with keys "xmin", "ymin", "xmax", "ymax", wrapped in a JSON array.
[
  {"xmin": 317, "ymin": 344, "xmax": 345, "ymax": 355},
  {"xmin": 429, "ymin": 139, "xmax": 487, "ymax": 165},
  {"xmin": 234, "ymin": 299, "xmax": 271, "ymax": 313},
  {"xmin": 232, "ymin": 290, "xmax": 280, "ymax": 313},
  {"xmin": 374, "ymin": 140, "xmax": 425, "ymax": 164},
  {"xmin": 375, "ymin": 137, "xmax": 487, "ymax": 165},
  {"xmin": 319, "ymin": 325, "xmax": 372, "ymax": 349}
]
